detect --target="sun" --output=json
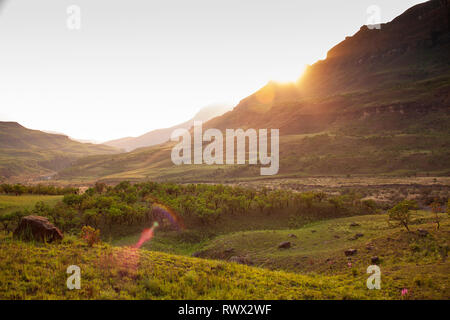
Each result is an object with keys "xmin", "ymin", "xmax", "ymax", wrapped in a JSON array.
[{"xmin": 271, "ymin": 64, "xmax": 307, "ymax": 83}]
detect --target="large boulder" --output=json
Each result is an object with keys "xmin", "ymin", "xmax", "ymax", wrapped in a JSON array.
[{"xmin": 13, "ymin": 215, "xmax": 63, "ymax": 242}]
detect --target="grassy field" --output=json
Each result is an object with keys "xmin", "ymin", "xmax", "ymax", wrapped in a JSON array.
[
  {"xmin": 0, "ymin": 195, "xmax": 63, "ymax": 215},
  {"xmin": 114, "ymin": 211, "xmax": 449, "ymax": 299},
  {"xmin": 0, "ymin": 234, "xmax": 392, "ymax": 300},
  {"xmin": 0, "ymin": 186, "xmax": 447, "ymax": 300}
]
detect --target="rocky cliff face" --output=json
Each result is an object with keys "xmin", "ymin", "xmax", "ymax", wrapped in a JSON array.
[
  {"xmin": 327, "ymin": 0, "xmax": 449, "ymax": 61},
  {"xmin": 301, "ymin": 0, "xmax": 450, "ymax": 98},
  {"xmin": 205, "ymin": 0, "xmax": 450, "ymax": 133}
]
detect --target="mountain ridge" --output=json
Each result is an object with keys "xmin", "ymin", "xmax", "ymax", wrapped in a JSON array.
[{"xmin": 104, "ymin": 104, "xmax": 232, "ymax": 152}]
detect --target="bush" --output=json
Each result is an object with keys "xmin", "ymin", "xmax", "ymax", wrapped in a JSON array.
[{"xmin": 80, "ymin": 226, "xmax": 100, "ymax": 247}]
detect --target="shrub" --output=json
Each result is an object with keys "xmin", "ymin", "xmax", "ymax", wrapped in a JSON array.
[
  {"xmin": 80, "ymin": 226, "xmax": 100, "ymax": 247},
  {"xmin": 388, "ymin": 200, "xmax": 418, "ymax": 231}
]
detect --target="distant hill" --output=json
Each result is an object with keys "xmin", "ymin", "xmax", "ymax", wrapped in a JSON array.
[
  {"xmin": 0, "ymin": 122, "xmax": 120, "ymax": 181},
  {"xmin": 53, "ymin": 0, "xmax": 450, "ymax": 182},
  {"xmin": 104, "ymin": 104, "xmax": 232, "ymax": 152}
]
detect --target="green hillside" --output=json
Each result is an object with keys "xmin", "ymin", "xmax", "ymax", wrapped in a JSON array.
[
  {"xmin": 115, "ymin": 212, "xmax": 450, "ymax": 300},
  {"xmin": 1, "ymin": 208, "xmax": 447, "ymax": 300},
  {"xmin": 0, "ymin": 122, "xmax": 120, "ymax": 181},
  {"xmin": 0, "ymin": 235, "xmax": 390, "ymax": 300},
  {"xmin": 0, "ymin": 180, "xmax": 447, "ymax": 300}
]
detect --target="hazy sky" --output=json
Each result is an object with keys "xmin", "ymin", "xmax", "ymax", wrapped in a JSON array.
[{"xmin": 0, "ymin": 0, "xmax": 425, "ymax": 142}]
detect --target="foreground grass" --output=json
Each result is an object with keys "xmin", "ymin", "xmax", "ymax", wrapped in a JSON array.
[
  {"xmin": 0, "ymin": 195, "xmax": 63, "ymax": 215},
  {"xmin": 0, "ymin": 234, "xmax": 393, "ymax": 300}
]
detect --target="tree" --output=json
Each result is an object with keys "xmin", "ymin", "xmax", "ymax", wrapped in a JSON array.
[
  {"xmin": 430, "ymin": 198, "xmax": 441, "ymax": 230},
  {"xmin": 13, "ymin": 184, "xmax": 26, "ymax": 196},
  {"xmin": 388, "ymin": 200, "xmax": 418, "ymax": 231},
  {"xmin": 0, "ymin": 213, "xmax": 13, "ymax": 232},
  {"xmin": 94, "ymin": 181, "xmax": 106, "ymax": 194}
]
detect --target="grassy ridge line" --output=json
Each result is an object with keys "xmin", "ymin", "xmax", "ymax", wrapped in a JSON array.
[{"xmin": 0, "ymin": 236, "xmax": 388, "ymax": 300}]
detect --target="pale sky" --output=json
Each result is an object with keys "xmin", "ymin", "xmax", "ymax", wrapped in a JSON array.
[{"xmin": 0, "ymin": 0, "xmax": 425, "ymax": 142}]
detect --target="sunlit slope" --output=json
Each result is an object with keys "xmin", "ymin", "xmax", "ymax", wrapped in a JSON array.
[
  {"xmin": 0, "ymin": 235, "xmax": 389, "ymax": 300},
  {"xmin": 196, "ymin": 212, "xmax": 449, "ymax": 274},
  {"xmin": 114, "ymin": 212, "xmax": 450, "ymax": 300},
  {"xmin": 0, "ymin": 122, "xmax": 120, "ymax": 181}
]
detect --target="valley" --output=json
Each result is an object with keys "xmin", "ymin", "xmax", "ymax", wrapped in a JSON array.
[{"xmin": 0, "ymin": 180, "xmax": 448, "ymax": 300}]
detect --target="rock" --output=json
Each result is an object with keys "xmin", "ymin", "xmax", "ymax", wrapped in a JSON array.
[
  {"xmin": 417, "ymin": 229, "xmax": 429, "ymax": 237},
  {"xmin": 288, "ymin": 234, "xmax": 297, "ymax": 238},
  {"xmin": 13, "ymin": 215, "xmax": 63, "ymax": 242},
  {"xmin": 344, "ymin": 249, "xmax": 358, "ymax": 256},
  {"xmin": 349, "ymin": 233, "xmax": 364, "ymax": 240},
  {"xmin": 371, "ymin": 256, "xmax": 380, "ymax": 265},
  {"xmin": 278, "ymin": 241, "xmax": 291, "ymax": 249},
  {"xmin": 350, "ymin": 223, "xmax": 360, "ymax": 227}
]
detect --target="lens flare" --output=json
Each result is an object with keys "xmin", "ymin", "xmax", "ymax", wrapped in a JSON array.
[
  {"xmin": 131, "ymin": 202, "xmax": 184, "ymax": 249},
  {"xmin": 151, "ymin": 203, "xmax": 185, "ymax": 231},
  {"xmin": 134, "ymin": 221, "xmax": 159, "ymax": 249}
]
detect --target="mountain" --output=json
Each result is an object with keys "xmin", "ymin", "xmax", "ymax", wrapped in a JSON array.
[
  {"xmin": 206, "ymin": 0, "xmax": 450, "ymax": 132},
  {"xmin": 42, "ymin": 130, "xmax": 102, "ymax": 144},
  {"xmin": 0, "ymin": 122, "xmax": 120, "ymax": 181},
  {"xmin": 55, "ymin": 0, "xmax": 450, "ymax": 182},
  {"xmin": 104, "ymin": 104, "xmax": 232, "ymax": 152}
]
